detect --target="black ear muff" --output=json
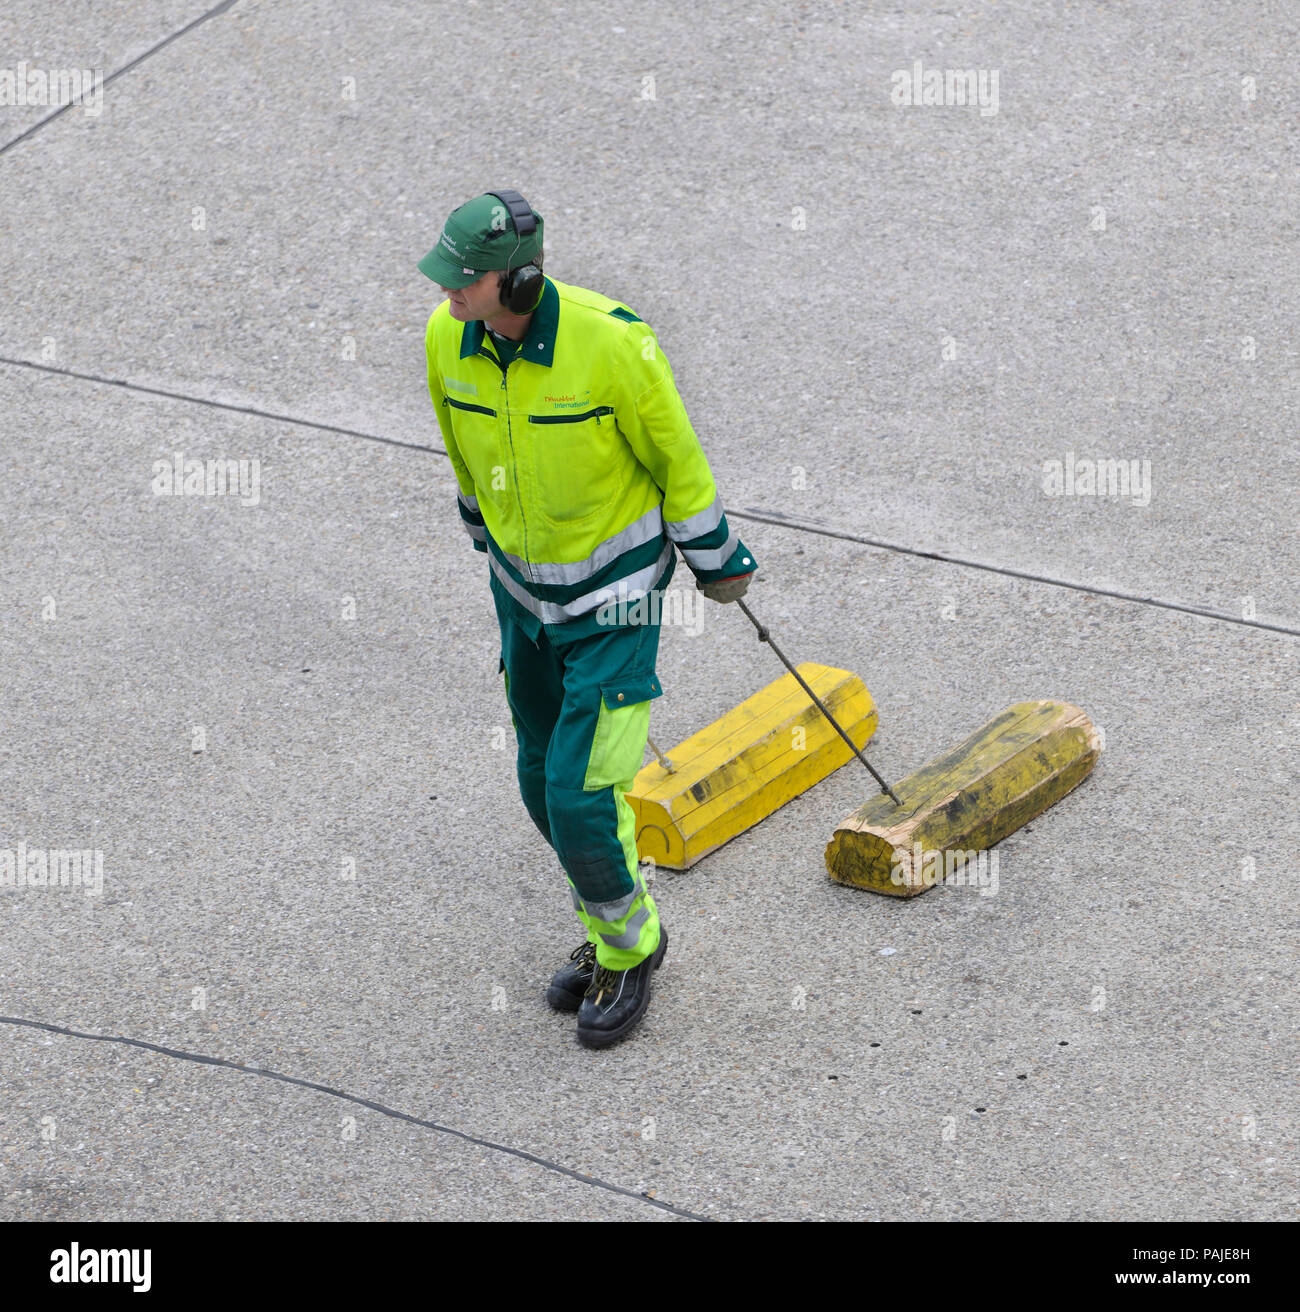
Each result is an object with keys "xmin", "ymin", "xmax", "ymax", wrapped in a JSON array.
[
  {"xmin": 487, "ymin": 188, "xmax": 543, "ymax": 314},
  {"xmin": 500, "ymin": 262, "xmax": 544, "ymax": 313}
]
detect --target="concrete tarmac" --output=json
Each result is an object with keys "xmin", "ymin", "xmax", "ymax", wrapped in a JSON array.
[{"xmin": 0, "ymin": 0, "xmax": 1295, "ymax": 1222}]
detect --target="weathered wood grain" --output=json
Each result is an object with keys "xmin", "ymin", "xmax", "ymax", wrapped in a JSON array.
[{"xmin": 824, "ymin": 700, "xmax": 1101, "ymax": 896}]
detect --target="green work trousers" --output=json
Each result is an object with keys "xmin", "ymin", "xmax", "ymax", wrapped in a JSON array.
[{"xmin": 491, "ymin": 575, "xmax": 664, "ymax": 970}]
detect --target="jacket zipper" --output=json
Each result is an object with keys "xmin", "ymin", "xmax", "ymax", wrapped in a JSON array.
[
  {"xmin": 498, "ymin": 354, "xmax": 531, "ymax": 581},
  {"xmin": 445, "ymin": 396, "xmax": 497, "ymax": 417},
  {"xmin": 527, "ymin": 406, "xmax": 614, "ymax": 425}
]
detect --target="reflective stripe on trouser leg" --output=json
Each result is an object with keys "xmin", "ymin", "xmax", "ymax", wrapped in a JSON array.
[
  {"xmin": 580, "ymin": 840, "xmax": 661, "ymax": 974},
  {"xmin": 551, "ymin": 780, "xmax": 661, "ymax": 971}
]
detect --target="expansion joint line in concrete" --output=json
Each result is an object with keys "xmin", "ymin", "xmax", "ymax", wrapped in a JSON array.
[
  {"xmin": 0, "ymin": 1014, "xmax": 710, "ymax": 1221},
  {"xmin": 0, "ymin": 0, "xmax": 243, "ymax": 158},
  {"xmin": 1, "ymin": 353, "xmax": 1296, "ymax": 640},
  {"xmin": 724, "ymin": 507, "xmax": 1300, "ymax": 638},
  {"xmin": 0, "ymin": 355, "xmax": 430, "ymax": 452}
]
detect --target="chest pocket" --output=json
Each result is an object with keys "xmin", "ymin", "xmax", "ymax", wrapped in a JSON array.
[
  {"xmin": 444, "ymin": 395, "xmax": 503, "ymax": 492},
  {"xmin": 526, "ymin": 406, "xmax": 624, "ymax": 526}
]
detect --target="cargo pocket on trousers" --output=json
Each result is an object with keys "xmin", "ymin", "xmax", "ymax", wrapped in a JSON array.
[{"xmin": 583, "ymin": 672, "xmax": 663, "ymax": 791}]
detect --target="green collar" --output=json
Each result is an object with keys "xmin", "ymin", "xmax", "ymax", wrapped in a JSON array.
[{"xmin": 459, "ymin": 277, "xmax": 558, "ymax": 367}]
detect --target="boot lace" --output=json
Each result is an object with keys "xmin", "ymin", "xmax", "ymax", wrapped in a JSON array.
[{"xmin": 590, "ymin": 963, "xmax": 619, "ymax": 1005}]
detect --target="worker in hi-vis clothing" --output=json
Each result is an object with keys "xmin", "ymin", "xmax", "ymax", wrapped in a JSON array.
[{"xmin": 419, "ymin": 189, "xmax": 757, "ymax": 1048}]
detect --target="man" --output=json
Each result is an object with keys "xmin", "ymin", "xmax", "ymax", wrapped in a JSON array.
[{"xmin": 419, "ymin": 189, "xmax": 756, "ymax": 1048}]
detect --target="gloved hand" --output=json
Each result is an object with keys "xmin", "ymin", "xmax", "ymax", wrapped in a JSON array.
[{"xmin": 698, "ymin": 573, "xmax": 753, "ymax": 604}]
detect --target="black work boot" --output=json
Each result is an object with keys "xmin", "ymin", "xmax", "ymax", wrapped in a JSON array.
[
  {"xmin": 546, "ymin": 940, "xmax": 598, "ymax": 1012},
  {"xmin": 575, "ymin": 927, "xmax": 668, "ymax": 1049}
]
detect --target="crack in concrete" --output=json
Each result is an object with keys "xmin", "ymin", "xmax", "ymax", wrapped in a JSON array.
[
  {"xmin": 0, "ymin": 0, "xmax": 243, "ymax": 158},
  {"xmin": 1, "ymin": 353, "xmax": 1295, "ymax": 639},
  {"xmin": 0, "ymin": 1014, "xmax": 709, "ymax": 1221},
  {"xmin": 0, "ymin": 354, "xmax": 430, "ymax": 453},
  {"xmin": 725, "ymin": 507, "xmax": 1300, "ymax": 638}
]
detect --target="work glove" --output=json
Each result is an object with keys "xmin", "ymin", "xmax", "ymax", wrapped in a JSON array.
[{"xmin": 697, "ymin": 573, "xmax": 753, "ymax": 604}]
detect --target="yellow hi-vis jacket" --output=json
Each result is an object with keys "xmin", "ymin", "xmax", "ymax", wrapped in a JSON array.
[{"xmin": 425, "ymin": 277, "xmax": 756, "ymax": 631}]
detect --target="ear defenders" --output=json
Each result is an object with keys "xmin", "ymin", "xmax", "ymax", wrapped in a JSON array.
[{"xmin": 486, "ymin": 188, "xmax": 544, "ymax": 314}]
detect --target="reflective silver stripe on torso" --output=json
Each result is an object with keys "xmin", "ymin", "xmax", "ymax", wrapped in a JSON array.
[
  {"xmin": 492, "ymin": 504, "xmax": 665, "ymax": 586},
  {"xmin": 487, "ymin": 541, "xmax": 674, "ymax": 624}
]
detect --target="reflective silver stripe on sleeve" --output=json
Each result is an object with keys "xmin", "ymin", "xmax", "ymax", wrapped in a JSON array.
[
  {"xmin": 493, "ymin": 505, "xmax": 663, "ymax": 586},
  {"xmin": 488, "ymin": 542, "xmax": 674, "ymax": 624},
  {"xmin": 664, "ymin": 497, "xmax": 723, "ymax": 543},
  {"xmin": 458, "ymin": 491, "xmax": 481, "ymax": 516},
  {"xmin": 679, "ymin": 527, "xmax": 739, "ymax": 572},
  {"xmin": 462, "ymin": 520, "xmax": 487, "ymax": 543}
]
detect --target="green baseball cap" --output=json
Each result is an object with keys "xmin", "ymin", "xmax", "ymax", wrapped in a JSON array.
[{"xmin": 417, "ymin": 192, "xmax": 545, "ymax": 289}]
